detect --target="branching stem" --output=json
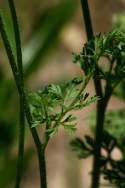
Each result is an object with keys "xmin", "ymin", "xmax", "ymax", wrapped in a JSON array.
[{"xmin": 8, "ymin": 1, "xmax": 25, "ymax": 187}]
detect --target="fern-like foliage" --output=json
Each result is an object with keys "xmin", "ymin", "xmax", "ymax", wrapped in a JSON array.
[
  {"xmin": 70, "ymin": 135, "xmax": 94, "ymax": 159},
  {"xmin": 28, "ymin": 77, "xmax": 99, "ymax": 140},
  {"xmin": 73, "ymin": 30, "xmax": 125, "ymax": 99},
  {"xmin": 71, "ymin": 110, "xmax": 125, "ymax": 187},
  {"xmin": 70, "ymin": 30, "xmax": 125, "ymax": 188}
]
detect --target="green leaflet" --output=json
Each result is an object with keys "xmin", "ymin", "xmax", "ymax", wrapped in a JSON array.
[
  {"xmin": 28, "ymin": 76, "xmax": 98, "ymax": 138},
  {"xmin": 74, "ymin": 30, "xmax": 125, "ymax": 86}
]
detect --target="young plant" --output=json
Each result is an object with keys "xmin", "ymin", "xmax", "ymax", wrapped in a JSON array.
[
  {"xmin": 0, "ymin": 0, "xmax": 98, "ymax": 187},
  {"xmin": 70, "ymin": 1, "xmax": 125, "ymax": 188}
]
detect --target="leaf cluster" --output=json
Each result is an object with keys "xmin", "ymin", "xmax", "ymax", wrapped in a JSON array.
[
  {"xmin": 73, "ymin": 30, "xmax": 125, "ymax": 97},
  {"xmin": 101, "ymin": 132, "xmax": 125, "ymax": 188},
  {"xmin": 88, "ymin": 109, "xmax": 125, "ymax": 187},
  {"xmin": 28, "ymin": 77, "xmax": 98, "ymax": 140},
  {"xmin": 71, "ymin": 121, "xmax": 125, "ymax": 188},
  {"xmin": 103, "ymin": 160, "xmax": 125, "ymax": 188},
  {"xmin": 70, "ymin": 29, "xmax": 125, "ymax": 188},
  {"xmin": 70, "ymin": 131, "xmax": 117, "ymax": 160}
]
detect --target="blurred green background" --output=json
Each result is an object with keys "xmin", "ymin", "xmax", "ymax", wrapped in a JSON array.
[{"xmin": 0, "ymin": 0, "xmax": 125, "ymax": 188}]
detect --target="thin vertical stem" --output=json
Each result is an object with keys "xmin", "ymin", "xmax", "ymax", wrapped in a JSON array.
[
  {"xmin": 15, "ymin": 97, "xmax": 25, "ymax": 188},
  {"xmin": 8, "ymin": 1, "xmax": 25, "ymax": 188},
  {"xmin": 91, "ymin": 101, "xmax": 106, "ymax": 188},
  {"xmin": 0, "ymin": 3, "xmax": 48, "ymax": 188},
  {"xmin": 8, "ymin": 1, "xmax": 48, "ymax": 186},
  {"xmin": 80, "ymin": 1, "xmax": 107, "ymax": 188},
  {"xmin": 8, "ymin": 0, "xmax": 23, "ymax": 77},
  {"xmin": 39, "ymin": 149, "xmax": 47, "ymax": 188},
  {"xmin": 80, "ymin": 0, "xmax": 103, "ymax": 97},
  {"xmin": 80, "ymin": 0, "xmax": 94, "ymax": 40}
]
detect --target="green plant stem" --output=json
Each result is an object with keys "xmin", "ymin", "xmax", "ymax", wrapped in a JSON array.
[
  {"xmin": 80, "ymin": 0, "xmax": 102, "ymax": 97},
  {"xmin": 80, "ymin": 0, "xmax": 94, "ymax": 41},
  {"xmin": 8, "ymin": 0, "xmax": 23, "ymax": 77},
  {"xmin": 39, "ymin": 149, "xmax": 47, "ymax": 188},
  {"xmin": 8, "ymin": 1, "xmax": 48, "ymax": 187},
  {"xmin": 22, "ymin": 91, "xmax": 48, "ymax": 188},
  {"xmin": 15, "ymin": 97, "xmax": 25, "ymax": 188},
  {"xmin": 69, "ymin": 73, "xmax": 92, "ymax": 108},
  {"xmin": 7, "ymin": 1, "xmax": 25, "ymax": 187},
  {"xmin": 0, "ymin": 7, "xmax": 47, "ymax": 188},
  {"xmin": 91, "ymin": 101, "xmax": 106, "ymax": 188},
  {"xmin": 80, "ymin": 1, "xmax": 107, "ymax": 188}
]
